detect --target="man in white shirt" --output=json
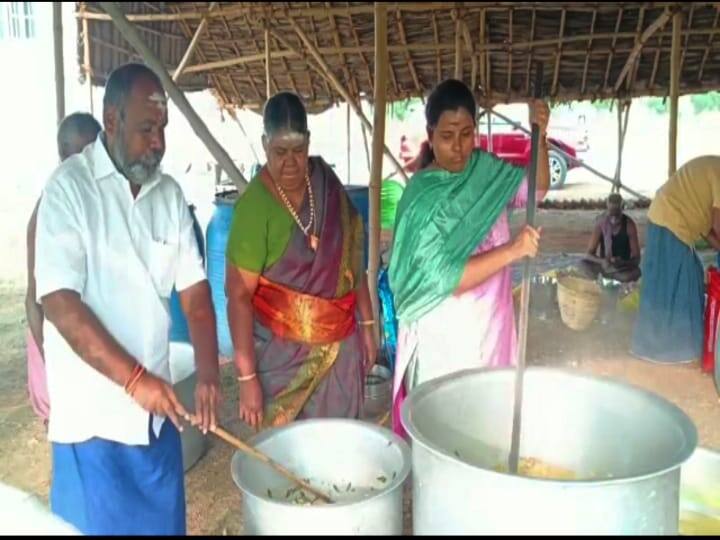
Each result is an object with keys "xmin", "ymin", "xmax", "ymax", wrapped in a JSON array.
[{"xmin": 34, "ymin": 63, "xmax": 221, "ymax": 535}]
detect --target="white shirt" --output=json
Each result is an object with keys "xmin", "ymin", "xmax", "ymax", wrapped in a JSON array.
[{"xmin": 34, "ymin": 135, "xmax": 206, "ymax": 445}]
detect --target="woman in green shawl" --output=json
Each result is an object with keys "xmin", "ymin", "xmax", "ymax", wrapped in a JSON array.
[{"xmin": 389, "ymin": 80, "xmax": 550, "ymax": 436}]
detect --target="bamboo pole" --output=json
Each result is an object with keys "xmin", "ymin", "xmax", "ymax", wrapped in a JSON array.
[
  {"xmin": 287, "ymin": 16, "xmax": 409, "ymax": 184},
  {"xmin": 614, "ymin": 100, "xmax": 631, "ymax": 192},
  {"xmin": 346, "ymin": 102, "xmax": 351, "ymax": 184},
  {"xmin": 53, "ymin": 2, "xmax": 65, "ymax": 125},
  {"xmin": 98, "ymin": 2, "xmax": 247, "ymax": 190},
  {"xmin": 361, "ymin": 116, "xmax": 371, "ymax": 174},
  {"xmin": 173, "ymin": 2, "xmax": 216, "ymax": 83},
  {"xmin": 454, "ymin": 14, "xmax": 463, "ymax": 80},
  {"xmin": 175, "ymin": 27, "xmax": 720, "ymax": 77},
  {"xmin": 368, "ymin": 2, "xmax": 388, "ymax": 327},
  {"xmin": 614, "ymin": 8, "xmax": 673, "ymax": 92},
  {"xmin": 265, "ymin": 26, "xmax": 271, "ymax": 99},
  {"xmin": 669, "ymin": 11, "xmax": 683, "ymax": 176},
  {"xmin": 78, "ymin": 2, "xmax": 713, "ymax": 23},
  {"xmin": 80, "ymin": 3, "xmax": 94, "ymax": 115}
]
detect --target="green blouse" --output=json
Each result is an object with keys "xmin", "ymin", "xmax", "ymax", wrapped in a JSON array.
[{"xmin": 226, "ymin": 177, "xmax": 295, "ymax": 273}]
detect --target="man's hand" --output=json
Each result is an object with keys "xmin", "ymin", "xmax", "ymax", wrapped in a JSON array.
[
  {"xmin": 131, "ymin": 372, "xmax": 189, "ymax": 430},
  {"xmin": 194, "ymin": 375, "xmax": 222, "ymax": 434}
]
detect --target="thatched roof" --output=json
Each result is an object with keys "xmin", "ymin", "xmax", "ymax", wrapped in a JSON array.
[{"xmin": 78, "ymin": 2, "xmax": 720, "ymax": 113}]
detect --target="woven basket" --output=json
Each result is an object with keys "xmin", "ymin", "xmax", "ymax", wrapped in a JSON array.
[{"xmin": 557, "ymin": 276, "xmax": 602, "ymax": 331}]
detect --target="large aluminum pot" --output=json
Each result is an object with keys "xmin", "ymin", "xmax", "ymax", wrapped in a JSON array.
[
  {"xmin": 231, "ymin": 419, "xmax": 410, "ymax": 535},
  {"xmin": 402, "ymin": 367, "xmax": 697, "ymax": 535},
  {"xmin": 169, "ymin": 343, "xmax": 208, "ymax": 472}
]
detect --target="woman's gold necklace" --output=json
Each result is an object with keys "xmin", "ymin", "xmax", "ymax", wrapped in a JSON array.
[{"xmin": 273, "ymin": 168, "xmax": 319, "ymax": 252}]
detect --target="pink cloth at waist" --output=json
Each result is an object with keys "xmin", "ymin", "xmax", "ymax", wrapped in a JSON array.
[{"xmin": 26, "ymin": 330, "xmax": 49, "ymax": 422}]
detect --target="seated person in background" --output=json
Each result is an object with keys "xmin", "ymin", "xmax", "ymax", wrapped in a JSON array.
[{"xmin": 580, "ymin": 193, "xmax": 641, "ymax": 283}]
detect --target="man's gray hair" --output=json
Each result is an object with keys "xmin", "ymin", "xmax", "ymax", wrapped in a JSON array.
[
  {"xmin": 57, "ymin": 112, "xmax": 101, "ymax": 158},
  {"xmin": 103, "ymin": 63, "xmax": 164, "ymax": 118}
]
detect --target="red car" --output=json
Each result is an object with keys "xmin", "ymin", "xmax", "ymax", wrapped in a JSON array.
[{"xmin": 400, "ymin": 130, "xmax": 581, "ymax": 190}]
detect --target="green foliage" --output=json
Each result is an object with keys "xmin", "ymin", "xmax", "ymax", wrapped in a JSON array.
[
  {"xmin": 590, "ymin": 99, "xmax": 614, "ymax": 112},
  {"xmin": 389, "ymin": 98, "xmax": 422, "ymax": 122},
  {"xmin": 691, "ymin": 92, "xmax": 720, "ymax": 114},
  {"xmin": 645, "ymin": 97, "xmax": 669, "ymax": 115}
]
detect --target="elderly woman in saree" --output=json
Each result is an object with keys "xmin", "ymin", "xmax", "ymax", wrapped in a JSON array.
[
  {"xmin": 388, "ymin": 80, "xmax": 551, "ymax": 437},
  {"xmin": 225, "ymin": 92, "xmax": 377, "ymax": 430}
]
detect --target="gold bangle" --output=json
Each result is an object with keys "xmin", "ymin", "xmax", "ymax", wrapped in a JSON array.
[
  {"xmin": 358, "ymin": 319, "xmax": 376, "ymax": 327},
  {"xmin": 237, "ymin": 373, "xmax": 257, "ymax": 383}
]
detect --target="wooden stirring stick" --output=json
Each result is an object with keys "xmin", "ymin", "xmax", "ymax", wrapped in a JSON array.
[{"xmin": 187, "ymin": 417, "xmax": 333, "ymax": 504}]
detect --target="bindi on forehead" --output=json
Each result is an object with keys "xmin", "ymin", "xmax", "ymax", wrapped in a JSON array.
[{"xmin": 148, "ymin": 92, "xmax": 167, "ymax": 113}]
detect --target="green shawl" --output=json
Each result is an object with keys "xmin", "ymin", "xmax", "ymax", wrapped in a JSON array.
[{"xmin": 388, "ymin": 150, "xmax": 525, "ymax": 323}]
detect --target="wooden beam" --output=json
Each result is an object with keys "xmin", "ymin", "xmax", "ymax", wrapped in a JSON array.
[
  {"xmin": 287, "ymin": 16, "xmax": 409, "ymax": 183},
  {"xmin": 525, "ymin": 7, "xmax": 535, "ymax": 95},
  {"xmin": 97, "ymin": 2, "xmax": 247, "ymax": 191},
  {"xmin": 454, "ymin": 11, "xmax": 463, "ymax": 80},
  {"xmin": 347, "ymin": 6, "xmax": 374, "ymax": 91},
  {"xmin": 360, "ymin": 116, "xmax": 371, "ymax": 174},
  {"xmin": 669, "ymin": 11, "xmax": 682, "ymax": 176},
  {"xmin": 650, "ymin": 31, "xmax": 664, "ymax": 91},
  {"xmin": 614, "ymin": 100, "xmax": 631, "ymax": 189},
  {"xmin": 326, "ymin": 2, "xmax": 356, "ymax": 97},
  {"xmin": 613, "ymin": 7, "xmax": 672, "ymax": 93},
  {"xmin": 479, "ymin": 10, "xmax": 486, "ymax": 93},
  {"xmin": 581, "ymin": 10, "xmax": 597, "ymax": 95},
  {"xmin": 81, "ymin": 2, "xmax": 94, "ymax": 115},
  {"xmin": 368, "ymin": 2, "xmax": 388, "ymax": 331},
  {"xmin": 80, "ymin": 3, "xmax": 717, "ymax": 23},
  {"xmin": 679, "ymin": 4, "xmax": 695, "ymax": 80},
  {"xmin": 169, "ymin": 3, "xmax": 234, "ymax": 109},
  {"xmin": 626, "ymin": 5, "xmax": 647, "ymax": 92},
  {"xmin": 699, "ymin": 7, "xmax": 720, "ymax": 81},
  {"xmin": 53, "ymin": 2, "xmax": 65, "ymax": 125},
  {"xmin": 173, "ymin": 2, "xmax": 216, "ymax": 83},
  {"xmin": 175, "ymin": 26, "xmax": 720, "ymax": 77},
  {"xmin": 432, "ymin": 12, "xmax": 442, "ymax": 83},
  {"xmin": 397, "ymin": 12, "xmax": 422, "ymax": 94},
  {"xmin": 305, "ymin": 3, "xmax": 335, "ymax": 103},
  {"xmin": 346, "ymin": 102, "xmax": 351, "ymax": 184},
  {"xmin": 551, "ymin": 9, "xmax": 566, "ymax": 97},
  {"xmin": 265, "ymin": 27, "xmax": 271, "ymax": 98},
  {"xmin": 272, "ymin": 32, "xmax": 299, "ymax": 96},
  {"xmin": 507, "ymin": 8, "xmax": 513, "ymax": 95},
  {"xmin": 603, "ymin": 8, "xmax": 625, "ymax": 92}
]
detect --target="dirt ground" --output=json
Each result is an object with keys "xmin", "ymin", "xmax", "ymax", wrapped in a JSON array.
[{"xmin": 2, "ymin": 208, "xmax": 719, "ymax": 535}]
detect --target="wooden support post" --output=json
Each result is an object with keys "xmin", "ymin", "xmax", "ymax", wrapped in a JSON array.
[
  {"xmin": 487, "ymin": 106, "xmax": 493, "ymax": 153},
  {"xmin": 346, "ymin": 102, "xmax": 351, "ymax": 184},
  {"xmin": 80, "ymin": 3, "xmax": 94, "ymax": 115},
  {"xmin": 98, "ymin": 2, "xmax": 247, "ymax": 190},
  {"xmin": 173, "ymin": 2, "xmax": 216, "ymax": 83},
  {"xmin": 368, "ymin": 2, "xmax": 388, "ymax": 328},
  {"xmin": 288, "ymin": 16, "xmax": 409, "ymax": 184},
  {"xmin": 265, "ymin": 26, "xmax": 271, "ymax": 99},
  {"xmin": 669, "ymin": 11, "xmax": 683, "ymax": 176},
  {"xmin": 454, "ymin": 14, "xmax": 463, "ymax": 80},
  {"xmin": 614, "ymin": 100, "xmax": 631, "ymax": 192},
  {"xmin": 361, "ymin": 115, "xmax": 371, "ymax": 174},
  {"xmin": 53, "ymin": 2, "xmax": 65, "ymax": 124},
  {"xmin": 613, "ymin": 8, "xmax": 671, "ymax": 93},
  {"xmin": 479, "ymin": 10, "xmax": 486, "ymax": 93}
]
